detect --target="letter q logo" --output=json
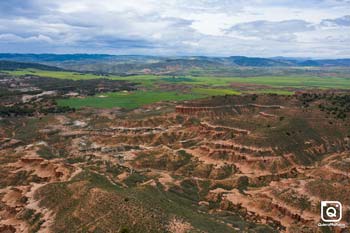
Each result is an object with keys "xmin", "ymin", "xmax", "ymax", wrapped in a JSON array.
[{"xmin": 321, "ymin": 201, "xmax": 342, "ymax": 223}]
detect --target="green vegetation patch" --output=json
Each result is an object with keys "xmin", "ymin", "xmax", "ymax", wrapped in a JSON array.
[
  {"xmin": 5, "ymin": 69, "xmax": 111, "ymax": 80},
  {"xmin": 187, "ymin": 76, "xmax": 350, "ymax": 89},
  {"xmin": 6, "ymin": 69, "xmax": 350, "ymax": 90},
  {"xmin": 37, "ymin": 146, "xmax": 59, "ymax": 160},
  {"xmin": 244, "ymin": 89, "xmax": 294, "ymax": 95},
  {"xmin": 57, "ymin": 90, "xmax": 202, "ymax": 109},
  {"xmin": 192, "ymin": 87, "xmax": 240, "ymax": 96},
  {"xmin": 161, "ymin": 76, "xmax": 196, "ymax": 82}
]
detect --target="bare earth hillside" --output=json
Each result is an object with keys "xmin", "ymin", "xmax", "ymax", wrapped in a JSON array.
[{"xmin": 1, "ymin": 92, "xmax": 349, "ymax": 232}]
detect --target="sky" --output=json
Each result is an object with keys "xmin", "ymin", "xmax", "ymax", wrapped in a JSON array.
[{"xmin": 0, "ymin": 0, "xmax": 350, "ymax": 58}]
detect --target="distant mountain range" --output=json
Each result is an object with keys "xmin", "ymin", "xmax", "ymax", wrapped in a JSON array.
[
  {"xmin": 1, "ymin": 54, "xmax": 350, "ymax": 78},
  {"xmin": 0, "ymin": 54, "xmax": 349, "ymax": 67},
  {"xmin": 0, "ymin": 60, "xmax": 63, "ymax": 71}
]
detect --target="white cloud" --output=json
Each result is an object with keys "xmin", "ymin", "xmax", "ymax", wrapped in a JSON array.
[
  {"xmin": 0, "ymin": 33, "xmax": 52, "ymax": 42},
  {"xmin": 0, "ymin": 0, "xmax": 349, "ymax": 57}
]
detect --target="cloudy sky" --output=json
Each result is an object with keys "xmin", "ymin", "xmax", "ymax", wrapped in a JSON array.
[{"xmin": 0, "ymin": 0, "xmax": 350, "ymax": 58}]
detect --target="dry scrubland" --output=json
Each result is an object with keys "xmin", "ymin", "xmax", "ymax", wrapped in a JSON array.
[{"xmin": 1, "ymin": 90, "xmax": 350, "ymax": 232}]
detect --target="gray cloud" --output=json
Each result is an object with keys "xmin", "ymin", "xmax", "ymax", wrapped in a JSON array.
[
  {"xmin": 321, "ymin": 15, "xmax": 350, "ymax": 26},
  {"xmin": 0, "ymin": 0, "xmax": 55, "ymax": 18},
  {"xmin": 226, "ymin": 20, "xmax": 315, "ymax": 41}
]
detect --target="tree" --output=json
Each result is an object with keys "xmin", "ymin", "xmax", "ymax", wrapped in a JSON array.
[{"xmin": 237, "ymin": 176, "xmax": 249, "ymax": 192}]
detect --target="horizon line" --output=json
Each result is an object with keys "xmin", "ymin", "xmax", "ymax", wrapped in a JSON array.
[{"xmin": 0, "ymin": 53, "xmax": 350, "ymax": 60}]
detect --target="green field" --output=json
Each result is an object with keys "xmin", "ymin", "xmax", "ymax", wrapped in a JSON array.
[
  {"xmin": 192, "ymin": 88, "xmax": 241, "ymax": 96},
  {"xmin": 57, "ymin": 91, "xmax": 203, "ymax": 109},
  {"xmin": 5, "ymin": 68, "xmax": 350, "ymax": 109},
  {"xmin": 5, "ymin": 69, "xmax": 350, "ymax": 89},
  {"xmin": 6, "ymin": 69, "xmax": 350, "ymax": 89},
  {"xmin": 57, "ymin": 88, "xmax": 244, "ymax": 109},
  {"xmin": 5, "ymin": 69, "xmax": 122, "ymax": 80}
]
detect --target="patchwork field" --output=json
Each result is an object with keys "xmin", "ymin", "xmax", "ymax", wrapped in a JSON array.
[
  {"xmin": 5, "ymin": 68, "xmax": 350, "ymax": 88},
  {"xmin": 3, "ymin": 68, "xmax": 350, "ymax": 109}
]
